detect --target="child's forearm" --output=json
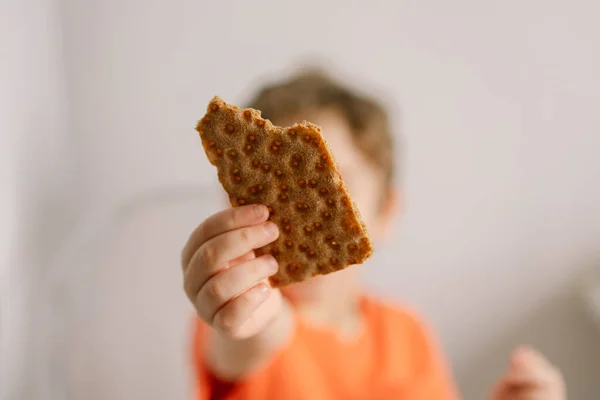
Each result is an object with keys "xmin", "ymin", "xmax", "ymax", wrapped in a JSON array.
[{"xmin": 203, "ymin": 300, "xmax": 294, "ymax": 381}]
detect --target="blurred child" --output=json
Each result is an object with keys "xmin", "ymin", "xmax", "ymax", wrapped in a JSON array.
[{"xmin": 181, "ymin": 71, "xmax": 566, "ymax": 399}]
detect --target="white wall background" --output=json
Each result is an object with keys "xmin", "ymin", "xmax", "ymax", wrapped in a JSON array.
[
  {"xmin": 3, "ymin": 0, "xmax": 600, "ymax": 399},
  {"xmin": 1, "ymin": 0, "xmax": 72, "ymax": 398},
  {"xmin": 0, "ymin": 0, "xmax": 71, "ymax": 266}
]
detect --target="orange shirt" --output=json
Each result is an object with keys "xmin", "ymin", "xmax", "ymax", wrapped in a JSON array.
[{"xmin": 193, "ymin": 296, "xmax": 459, "ymax": 399}]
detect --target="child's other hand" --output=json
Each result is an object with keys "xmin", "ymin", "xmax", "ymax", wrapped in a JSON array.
[
  {"xmin": 181, "ymin": 204, "xmax": 282, "ymax": 340},
  {"xmin": 490, "ymin": 346, "xmax": 566, "ymax": 400}
]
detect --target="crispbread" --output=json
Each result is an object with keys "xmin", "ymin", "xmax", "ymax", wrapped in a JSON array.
[{"xmin": 196, "ymin": 96, "xmax": 373, "ymax": 287}]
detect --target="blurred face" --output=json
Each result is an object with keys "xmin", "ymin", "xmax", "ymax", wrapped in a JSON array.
[{"xmin": 275, "ymin": 109, "xmax": 396, "ymax": 305}]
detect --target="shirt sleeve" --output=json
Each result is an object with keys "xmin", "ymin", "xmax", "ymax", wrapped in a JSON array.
[
  {"xmin": 401, "ymin": 312, "xmax": 461, "ymax": 400},
  {"xmin": 197, "ymin": 362, "xmax": 242, "ymax": 400},
  {"xmin": 193, "ymin": 318, "xmax": 261, "ymax": 400}
]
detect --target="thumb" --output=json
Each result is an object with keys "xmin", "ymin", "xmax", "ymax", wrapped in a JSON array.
[{"xmin": 510, "ymin": 345, "xmax": 550, "ymax": 372}]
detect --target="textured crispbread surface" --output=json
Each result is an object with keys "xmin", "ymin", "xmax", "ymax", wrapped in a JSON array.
[{"xmin": 196, "ymin": 96, "xmax": 373, "ymax": 287}]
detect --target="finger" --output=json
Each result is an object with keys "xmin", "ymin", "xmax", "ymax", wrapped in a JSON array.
[
  {"xmin": 181, "ymin": 204, "xmax": 269, "ymax": 268},
  {"xmin": 511, "ymin": 346, "xmax": 552, "ymax": 371},
  {"xmin": 183, "ymin": 222, "xmax": 279, "ymax": 299},
  {"xmin": 213, "ymin": 282, "xmax": 271, "ymax": 338},
  {"xmin": 228, "ymin": 250, "xmax": 256, "ymax": 267},
  {"xmin": 502, "ymin": 369, "xmax": 554, "ymax": 389},
  {"xmin": 506, "ymin": 347, "xmax": 559, "ymax": 387},
  {"xmin": 492, "ymin": 379, "xmax": 549, "ymax": 400},
  {"xmin": 506, "ymin": 387, "xmax": 547, "ymax": 400},
  {"xmin": 215, "ymin": 285, "xmax": 284, "ymax": 340},
  {"xmin": 196, "ymin": 255, "xmax": 279, "ymax": 321},
  {"xmin": 491, "ymin": 370, "xmax": 526, "ymax": 400},
  {"xmin": 498, "ymin": 367, "xmax": 564, "ymax": 400},
  {"xmin": 492, "ymin": 348, "xmax": 564, "ymax": 400}
]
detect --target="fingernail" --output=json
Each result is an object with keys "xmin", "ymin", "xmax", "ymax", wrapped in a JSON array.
[
  {"xmin": 257, "ymin": 282, "xmax": 270, "ymax": 294},
  {"xmin": 264, "ymin": 222, "xmax": 279, "ymax": 237},
  {"xmin": 254, "ymin": 204, "xmax": 266, "ymax": 218}
]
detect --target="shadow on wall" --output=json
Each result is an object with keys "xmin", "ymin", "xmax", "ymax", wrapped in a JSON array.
[{"xmin": 457, "ymin": 264, "xmax": 600, "ymax": 400}]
